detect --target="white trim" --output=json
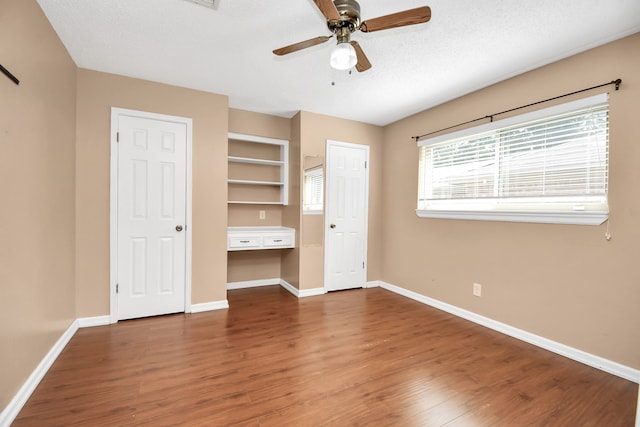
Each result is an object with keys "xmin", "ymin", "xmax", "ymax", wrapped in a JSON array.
[
  {"xmin": 378, "ymin": 280, "xmax": 640, "ymax": 384},
  {"xmin": 417, "ymin": 93, "xmax": 608, "ymax": 147},
  {"xmin": 276, "ymin": 279, "xmax": 325, "ymax": 298},
  {"xmin": 77, "ymin": 315, "xmax": 110, "ymax": 328},
  {"xmin": 279, "ymin": 279, "xmax": 300, "ymax": 297},
  {"xmin": 415, "ymin": 209, "xmax": 608, "ymax": 225},
  {"xmin": 225, "ymin": 279, "xmax": 326, "ymax": 298},
  {"xmin": 190, "ymin": 300, "xmax": 229, "ymax": 313},
  {"xmin": 110, "ymin": 107, "xmax": 193, "ymax": 322},
  {"xmin": 324, "ymin": 140, "xmax": 370, "ymax": 292},
  {"xmin": 184, "ymin": 117, "xmax": 193, "ymax": 313},
  {"xmin": 227, "ymin": 278, "xmax": 280, "ymax": 290},
  {"xmin": 365, "ymin": 280, "xmax": 382, "ymax": 288},
  {"xmin": 0, "ymin": 320, "xmax": 78, "ymax": 427},
  {"xmin": 297, "ymin": 287, "xmax": 326, "ymax": 298},
  {"xmin": 109, "ymin": 110, "xmax": 118, "ymax": 323}
]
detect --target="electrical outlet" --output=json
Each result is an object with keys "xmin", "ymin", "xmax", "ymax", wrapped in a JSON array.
[
  {"xmin": 259, "ymin": 210, "xmax": 266, "ymax": 220},
  {"xmin": 473, "ymin": 282, "xmax": 482, "ymax": 297}
]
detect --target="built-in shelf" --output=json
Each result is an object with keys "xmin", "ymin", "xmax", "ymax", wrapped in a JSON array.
[
  {"xmin": 227, "ymin": 179, "xmax": 284, "ymax": 186},
  {"xmin": 228, "ymin": 201, "xmax": 285, "ymax": 205},
  {"xmin": 228, "ymin": 156, "xmax": 284, "ymax": 166},
  {"xmin": 228, "ymin": 132, "xmax": 289, "ymax": 205}
]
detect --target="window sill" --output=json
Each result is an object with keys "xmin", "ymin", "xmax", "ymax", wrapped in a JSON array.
[{"xmin": 415, "ymin": 209, "xmax": 608, "ymax": 225}]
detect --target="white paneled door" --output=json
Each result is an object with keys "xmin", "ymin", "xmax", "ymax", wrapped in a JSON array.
[
  {"xmin": 324, "ymin": 140, "xmax": 369, "ymax": 292},
  {"xmin": 114, "ymin": 111, "xmax": 189, "ymax": 320}
]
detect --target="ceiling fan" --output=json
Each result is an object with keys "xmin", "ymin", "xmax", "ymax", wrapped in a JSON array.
[{"xmin": 273, "ymin": 0, "xmax": 432, "ymax": 72}]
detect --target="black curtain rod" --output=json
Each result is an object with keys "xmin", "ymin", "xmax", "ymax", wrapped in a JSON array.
[
  {"xmin": 412, "ymin": 78, "xmax": 621, "ymax": 142},
  {"xmin": 0, "ymin": 63, "xmax": 19, "ymax": 85}
]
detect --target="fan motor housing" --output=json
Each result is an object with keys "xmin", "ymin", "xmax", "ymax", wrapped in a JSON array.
[{"xmin": 328, "ymin": 0, "xmax": 361, "ymax": 33}]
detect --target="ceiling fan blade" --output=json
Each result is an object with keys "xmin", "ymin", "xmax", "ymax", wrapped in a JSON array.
[
  {"xmin": 313, "ymin": 0, "xmax": 341, "ymax": 21},
  {"xmin": 350, "ymin": 41, "xmax": 371, "ymax": 72},
  {"xmin": 273, "ymin": 36, "xmax": 333, "ymax": 56},
  {"xmin": 360, "ymin": 6, "xmax": 431, "ymax": 33}
]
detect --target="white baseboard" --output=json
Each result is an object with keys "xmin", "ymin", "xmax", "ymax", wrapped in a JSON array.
[
  {"xmin": 297, "ymin": 286, "xmax": 326, "ymax": 298},
  {"xmin": 365, "ymin": 280, "xmax": 382, "ymax": 288},
  {"xmin": 190, "ymin": 300, "xmax": 229, "ymax": 313},
  {"xmin": 227, "ymin": 278, "xmax": 326, "ymax": 298},
  {"xmin": 378, "ymin": 281, "xmax": 640, "ymax": 384},
  {"xmin": 0, "ymin": 319, "xmax": 79, "ymax": 427},
  {"xmin": 278, "ymin": 279, "xmax": 299, "ymax": 296},
  {"xmin": 278, "ymin": 279, "xmax": 325, "ymax": 298},
  {"xmin": 77, "ymin": 315, "xmax": 110, "ymax": 328},
  {"xmin": 227, "ymin": 278, "xmax": 281, "ymax": 290}
]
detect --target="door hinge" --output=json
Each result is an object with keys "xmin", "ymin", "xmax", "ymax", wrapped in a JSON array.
[
  {"xmin": 363, "ymin": 262, "xmax": 365, "ymax": 269},
  {"xmin": 116, "ymin": 132, "xmax": 119, "ymax": 143},
  {"xmin": 365, "ymin": 161, "xmax": 367, "ymax": 168},
  {"xmin": 116, "ymin": 284, "xmax": 119, "ymax": 294}
]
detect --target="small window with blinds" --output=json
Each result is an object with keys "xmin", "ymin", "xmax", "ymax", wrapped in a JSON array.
[
  {"xmin": 416, "ymin": 93, "xmax": 609, "ymax": 225},
  {"xmin": 303, "ymin": 166, "xmax": 324, "ymax": 214}
]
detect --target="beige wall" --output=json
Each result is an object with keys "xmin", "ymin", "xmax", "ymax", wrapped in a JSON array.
[
  {"xmin": 298, "ymin": 111, "xmax": 384, "ymax": 290},
  {"xmin": 281, "ymin": 113, "xmax": 302, "ymax": 288},
  {"xmin": 381, "ymin": 33, "xmax": 640, "ymax": 368},
  {"xmin": 0, "ymin": 0, "xmax": 77, "ymax": 409},
  {"xmin": 229, "ymin": 108, "xmax": 291, "ymax": 141},
  {"xmin": 75, "ymin": 69, "xmax": 229, "ymax": 316}
]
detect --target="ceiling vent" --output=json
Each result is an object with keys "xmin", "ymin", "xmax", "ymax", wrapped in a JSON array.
[{"xmin": 184, "ymin": 0, "xmax": 219, "ymax": 9}]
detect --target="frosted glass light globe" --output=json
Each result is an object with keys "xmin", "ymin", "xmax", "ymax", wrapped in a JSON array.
[{"xmin": 330, "ymin": 42, "xmax": 357, "ymax": 70}]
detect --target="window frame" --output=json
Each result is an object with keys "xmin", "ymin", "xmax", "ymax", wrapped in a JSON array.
[{"xmin": 416, "ymin": 93, "xmax": 609, "ymax": 225}]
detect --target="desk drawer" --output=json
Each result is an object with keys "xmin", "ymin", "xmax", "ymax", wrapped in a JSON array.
[
  {"xmin": 228, "ymin": 236, "xmax": 261, "ymax": 249},
  {"xmin": 227, "ymin": 227, "xmax": 295, "ymax": 251},
  {"xmin": 263, "ymin": 234, "xmax": 293, "ymax": 248}
]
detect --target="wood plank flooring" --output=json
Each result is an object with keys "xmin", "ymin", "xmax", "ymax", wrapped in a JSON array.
[{"xmin": 13, "ymin": 286, "xmax": 638, "ymax": 426}]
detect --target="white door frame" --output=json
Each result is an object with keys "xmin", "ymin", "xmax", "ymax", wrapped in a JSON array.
[
  {"xmin": 323, "ymin": 139, "xmax": 370, "ymax": 292},
  {"xmin": 109, "ymin": 107, "xmax": 193, "ymax": 324}
]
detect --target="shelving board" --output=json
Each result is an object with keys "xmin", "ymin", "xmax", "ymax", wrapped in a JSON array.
[
  {"xmin": 228, "ymin": 132, "xmax": 289, "ymax": 205},
  {"xmin": 228, "ymin": 156, "xmax": 284, "ymax": 166},
  {"xmin": 228, "ymin": 201, "xmax": 285, "ymax": 205},
  {"xmin": 228, "ymin": 179, "xmax": 284, "ymax": 186}
]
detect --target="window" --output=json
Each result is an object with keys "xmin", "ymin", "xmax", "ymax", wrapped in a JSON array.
[
  {"xmin": 417, "ymin": 94, "xmax": 609, "ymax": 225},
  {"xmin": 303, "ymin": 166, "xmax": 323, "ymax": 214}
]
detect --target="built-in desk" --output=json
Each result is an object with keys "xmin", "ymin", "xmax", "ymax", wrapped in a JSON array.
[{"xmin": 227, "ymin": 226, "xmax": 296, "ymax": 251}]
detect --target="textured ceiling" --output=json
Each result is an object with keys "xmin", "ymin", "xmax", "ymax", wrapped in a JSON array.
[{"xmin": 36, "ymin": 0, "xmax": 640, "ymax": 126}]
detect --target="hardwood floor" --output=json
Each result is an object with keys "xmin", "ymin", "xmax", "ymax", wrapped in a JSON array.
[{"xmin": 14, "ymin": 286, "xmax": 638, "ymax": 426}]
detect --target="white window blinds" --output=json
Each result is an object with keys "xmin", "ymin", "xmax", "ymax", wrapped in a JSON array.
[
  {"xmin": 417, "ymin": 94, "xmax": 609, "ymax": 224},
  {"xmin": 303, "ymin": 167, "xmax": 323, "ymax": 214}
]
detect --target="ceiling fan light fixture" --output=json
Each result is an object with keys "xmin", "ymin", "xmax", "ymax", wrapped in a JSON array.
[{"xmin": 330, "ymin": 42, "xmax": 357, "ymax": 70}]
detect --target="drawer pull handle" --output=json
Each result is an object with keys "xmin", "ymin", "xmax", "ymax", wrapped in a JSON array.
[
  {"xmin": 240, "ymin": 240, "xmax": 250, "ymax": 243},
  {"xmin": 273, "ymin": 239, "xmax": 283, "ymax": 242}
]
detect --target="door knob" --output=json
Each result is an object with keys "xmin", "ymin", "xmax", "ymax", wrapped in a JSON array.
[
  {"xmin": 330, "ymin": 224, "xmax": 336, "ymax": 229},
  {"xmin": 176, "ymin": 225, "xmax": 183, "ymax": 232}
]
